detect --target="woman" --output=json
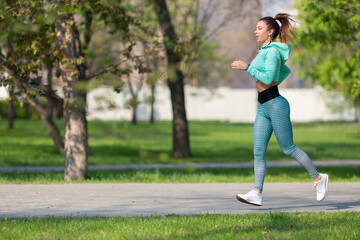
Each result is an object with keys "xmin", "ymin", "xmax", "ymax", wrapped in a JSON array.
[{"xmin": 231, "ymin": 13, "xmax": 328, "ymax": 206}]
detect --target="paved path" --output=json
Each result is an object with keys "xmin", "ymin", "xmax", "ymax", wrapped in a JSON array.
[
  {"xmin": 1, "ymin": 183, "xmax": 359, "ymax": 218},
  {"xmin": 1, "ymin": 159, "xmax": 360, "ymax": 173}
]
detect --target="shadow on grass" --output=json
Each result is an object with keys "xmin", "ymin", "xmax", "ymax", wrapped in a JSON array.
[
  {"xmin": 261, "ymin": 201, "xmax": 360, "ymax": 212},
  {"xmin": 0, "ymin": 166, "xmax": 359, "ymax": 184},
  {"xmin": 89, "ymin": 141, "xmax": 358, "ymax": 162},
  {"xmin": 2, "ymin": 120, "xmax": 359, "ymax": 167}
]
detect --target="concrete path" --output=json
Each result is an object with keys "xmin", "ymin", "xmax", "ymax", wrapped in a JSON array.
[
  {"xmin": 1, "ymin": 159, "xmax": 360, "ymax": 173},
  {"xmin": 1, "ymin": 183, "xmax": 359, "ymax": 218}
]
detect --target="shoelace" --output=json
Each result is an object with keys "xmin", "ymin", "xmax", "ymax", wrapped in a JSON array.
[{"xmin": 313, "ymin": 181, "xmax": 321, "ymax": 191}]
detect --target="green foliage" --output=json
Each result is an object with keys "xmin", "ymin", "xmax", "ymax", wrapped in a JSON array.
[
  {"xmin": 0, "ymin": 0, "xmax": 156, "ymax": 100},
  {"xmin": 166, "ymin": 0, "xmax": 222, "ymax": 86},
  {"xmin": 293, "ymin": 0, "xmax": 360, "ymax": 101},
  {"xmin": 0, "ymin": 1, "xmax": 58, "ymax": 93}
]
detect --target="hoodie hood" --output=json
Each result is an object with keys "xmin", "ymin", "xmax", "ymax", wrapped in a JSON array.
[{"xmin": 263, "ymin": 42, "xmax": 291, "ymax": 63}]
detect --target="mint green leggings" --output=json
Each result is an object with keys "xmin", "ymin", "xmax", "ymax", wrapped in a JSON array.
[{"xmin": 253, "ymin": 95, "xmax": 319, "ymax": 192}]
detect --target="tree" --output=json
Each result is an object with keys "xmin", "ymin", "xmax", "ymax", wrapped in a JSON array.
[
  {"xmin": 128, "ymin": 33, "xmax": 165, "ymax": 125},
  {"xmin": 53, "ymin": 0, "xmax": 152, "ymax": 179},
  {"xmin": 54, "ymin": 0, "xmax": 90, "ymax": 180},
  {"xmin": 1, "ymin": 0, "xmax": 153, "ymax": 180},
  {"xmin": 0, "ymin": 0, "xmax": 65, "ymax": 153},
  {"xmin": 153, "ymin": 0, "xmax": 192, "ymax": 158},
  {"xmin": 167, "ymin": 0, "xmax": 247, "ymax": 87},
  {"xmin": 153, "ymin": 0, "xmax": 247, "ymax": 157},
  {"xmin": 293, "ymin": 0, "xmax": 360, "ymax": 123},
  {"xmin": 126, "ymin": 71, "xmax": 144, "ymax": 125}
]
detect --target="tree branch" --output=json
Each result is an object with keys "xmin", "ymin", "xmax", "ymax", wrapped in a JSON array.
[
  {"xmin": 202, "ymin": 11, "xmax": 248, "ymax": 42},
  {"xmin": 85, "ymin": 64, "xmax": 119, "ymax": 81}
]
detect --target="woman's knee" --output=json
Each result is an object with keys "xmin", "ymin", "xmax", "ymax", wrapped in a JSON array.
[
  {"xmin": 254, "ymin": 148, "xmax": 266, "ymax": 159},
  {"xmin": 282, "ymin": 145, "xmax": 297, "ymax": 157}
]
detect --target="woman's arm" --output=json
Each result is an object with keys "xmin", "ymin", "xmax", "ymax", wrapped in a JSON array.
[{"xmin": 246, "ymin": 48, "xmax": 281, "ymax": 86}]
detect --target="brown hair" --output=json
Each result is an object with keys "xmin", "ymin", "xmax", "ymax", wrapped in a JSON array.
[{"xmin": 259, "ymin": 13, "xmax": 296, "ymax": 43}]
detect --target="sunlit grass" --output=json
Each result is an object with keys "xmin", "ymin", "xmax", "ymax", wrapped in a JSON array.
[
  {"xmin": 0, "ymin": 166, "xmax": 359, "ymax": 184},
  {"xmin": 0, "ymin": 120, "xmax": 359, "ymax": 167},
  {"xmin": 1, "ymin": 212, "xmax": 359, "ymax": 239}
]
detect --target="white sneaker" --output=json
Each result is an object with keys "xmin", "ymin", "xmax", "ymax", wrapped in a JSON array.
[
  {"xmin": 236, "ymin": 189, "xmax": 262, "ymax": 206},
  {"xmin": 313, "ymin": 173, "xmax": 329, "ymax": 201}
]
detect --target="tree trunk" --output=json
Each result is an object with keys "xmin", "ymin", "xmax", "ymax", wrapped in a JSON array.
[
  {"xmin": 355, "ymin": 99, "xmax": 360, "ymax": 125},
  {"xmin": 25, "ymin": 95, "xmax": 65, "ymax": 155},
  {"xmin": 127, "ymin": 75, "xmax": 138, "ymax": 125},
  {"xmin": 132, "ymin": 104, "xmax": 137, "ymax": 125},
  {"xmin": 43, "ymin": 63, "xmax": 64, "ymax": 120},
  {"xmin": 45, "ymin": 77, "xmax": 54, "ymax": 121},
  {"xmin": 150, "ymin": 84, "xmax": 155, "ymax": 123},
  {"xmin": 16, "ymin": 88, "xmax": 64, "ymax": 153},
  {"xmin": 55, "ymin": 1, "xmax": 88, "ymax": 180},
  {"xmin": 168, "ymin": 71, "xmax": 192, "ymax": 157},
  {"xmin": 23, "ymin": 102, "xmax": 31, "ymax": 119},
  {"xmin": 0, "ymin": 58, "xmax": 65, "ymax": 154},
  {"xmin": 7, "ymin": 86, "xmax": 15, "ymax": 130},
  {"xmin": 153, "ymin": 0, "xmax": 192, "ymax": 158}
]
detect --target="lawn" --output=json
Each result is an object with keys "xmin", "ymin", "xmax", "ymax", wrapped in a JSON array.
[
  {"xmin": 0, "ymin": 166, "xmax": 359, "ymax": 184},
  {"xmin": 1, "ymin": 120, "xmax": 359, "ymax": 239},
  {"xmin": 0, "ymin": 120, "xmax": 359, "ymax": 167},
  {"xmin": 1, "ymin": 212, "xmax": 359, "ymax": 239}
]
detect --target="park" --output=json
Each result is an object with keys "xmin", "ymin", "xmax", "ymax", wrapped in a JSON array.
[{"xmin": 0, "ymin": 0, "xmax": 360, "ymax": 239}]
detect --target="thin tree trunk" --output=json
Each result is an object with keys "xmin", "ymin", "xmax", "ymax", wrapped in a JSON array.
[
  {"xmin": 0, "ymin": 57, "xmax": 65, "ymax": 154},
  {"xmin": 23, "ymin": 102, "xmax": 31, "ymax": 119},
  {"xmin": 22, "ymin": 91, "xmax": 64, "ymax": 154},
  {"xmin": 127, "ymin": 75, "xmax": 138, "ymax": 125},
  {"xmin": 132, "ymin": 104, "xmax": 137, "ymax": 125},
  {"xmin": 43, "ymin": 63, "xmax": 64, "ymax": 120},
  {"xmin": 19, "ymin": 90, "xmax": 64, "ymax": 154},
  {"xmin": 55, "ymin": 0, "xmax": 88, "ymax": 180},
  {"xmin": 154, "ymin": 0, "xmax": 192, "ymax": 158},
  {"xmin": 45, "ymin": 67, "xmax": 54, "ymax": 120},
  {"xmin": 27, "ymin": 96, "xmax": 65, "ymax": 154},
  {"xmin": 355, "ymin": 99, "xmax": 360, "ymax": 125},
  {"xmin": 7, "ymin": 86, "xmax": 15, "ymax": 130},
  {"xmin": 52, "ymin": 98, "xmax": 63, "ymax": 119},
  {"xmin": 150, "ymin": 84, "xmax": 155, "ymax": 123}
]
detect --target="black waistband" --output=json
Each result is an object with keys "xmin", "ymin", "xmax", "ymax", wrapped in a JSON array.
[{"xmin": 258, "ymin": 85, "xmax": 280, "ymax": 104}]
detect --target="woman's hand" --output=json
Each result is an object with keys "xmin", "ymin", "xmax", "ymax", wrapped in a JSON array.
[{"xmin": 231, "ymin": 60, "xmax": 248, "ymax": 71}]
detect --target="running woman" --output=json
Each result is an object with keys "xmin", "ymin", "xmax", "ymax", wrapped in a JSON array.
[{"xmin": 231, "ymin": 13, "xmax": 328, "ymax": 206}]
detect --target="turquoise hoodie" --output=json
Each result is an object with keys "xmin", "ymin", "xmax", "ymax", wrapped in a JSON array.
[{"xmin": 246, "ymin": 42, "xmax": 291, "ymax": 86}]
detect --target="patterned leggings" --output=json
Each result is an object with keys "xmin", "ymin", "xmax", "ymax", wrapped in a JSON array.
[{"xmin": 253, "ymin": 95, "xmax": 319, "ymax": 192}]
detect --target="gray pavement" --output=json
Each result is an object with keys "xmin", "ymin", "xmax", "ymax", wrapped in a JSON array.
[
  {"xmin": 1, "ymin": 159, "xmax": 360, "ymax": 173},
  {"xmin": 0, "ymin": 183, "xmax": 359, "ymax": 218}
]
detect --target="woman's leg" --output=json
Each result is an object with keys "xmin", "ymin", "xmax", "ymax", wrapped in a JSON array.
[
  {"xmin": 266, "ymin": 97, "xmax": 319, "ymax": 180},
  {"xmin": 253, "ymin": 104, "xmax": 273, "ymax": 192}
]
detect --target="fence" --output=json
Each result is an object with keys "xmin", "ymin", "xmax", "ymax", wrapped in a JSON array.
[{"xmin": 87, "ymin": 85, "xmax": 356, "ymax": 122}]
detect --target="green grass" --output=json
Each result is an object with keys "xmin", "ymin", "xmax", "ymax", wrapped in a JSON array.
[
  {"xmin": 1, "ymin": 212, "xmax": 359, "ymax": 239},
  {"xmin": 0, "ymin": 166, "xmax": 359, "ymax": 184},
  {"xmin": 0, "ymin": 120, "xmax": 359, "ymax": 167}
]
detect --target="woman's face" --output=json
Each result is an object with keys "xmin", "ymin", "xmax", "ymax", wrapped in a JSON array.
[{"xmin": 254, "ymin": 21, "xmax": 273, "ymax": 43}]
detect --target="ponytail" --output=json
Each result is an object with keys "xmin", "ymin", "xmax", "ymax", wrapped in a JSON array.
[
  {"xmin": 275, "ymin": 13, "xmax": 296, "ymax": 43},
  {"xmin": 260, "ymin": 13, "xmax": 296, "ymax": 43}
]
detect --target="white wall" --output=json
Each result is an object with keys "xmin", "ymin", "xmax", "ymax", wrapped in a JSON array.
[{"xmin": 87, "ymin": 85, "xmax": 357, "ymax": 122}]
